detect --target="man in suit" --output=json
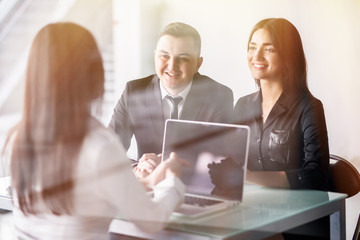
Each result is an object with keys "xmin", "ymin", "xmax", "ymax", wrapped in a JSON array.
[{"xmin": 108, "ymin": 22, "xmax": 233, "ymax": 170}]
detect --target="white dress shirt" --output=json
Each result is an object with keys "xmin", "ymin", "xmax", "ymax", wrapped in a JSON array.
[{"xmin": 160, "ymin": 80, "xmax": 193, "ymax": 119}]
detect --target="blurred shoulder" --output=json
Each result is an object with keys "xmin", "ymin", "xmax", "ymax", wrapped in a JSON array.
[
  {"xmin": 125, "ymin": 74, "xmax": 158, "ymax": 90},
  {"xmin": 84, "ymin": 120, "xmax": 124, "ymax": 152},
  {"xmin": 291, "ymin": 91, "xmax": 325, "ymax": 111},
  {"xmin": 235, "ymin": 91, "xmax": 259, "ymax": 107}
]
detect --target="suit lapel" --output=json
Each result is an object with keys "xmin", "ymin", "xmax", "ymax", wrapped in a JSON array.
[
  {"xmin": 145, "ymin": 75, "xmax": 165, "ymax": 140},
  {"xmin": 181, "ymin": 73, "xmax": 206, "ymax": 120}
]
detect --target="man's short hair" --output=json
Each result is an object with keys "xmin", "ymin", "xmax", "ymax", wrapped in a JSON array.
[{"xmin": 159, "ymin": 22, "xmax": 201, "ymax": 55}]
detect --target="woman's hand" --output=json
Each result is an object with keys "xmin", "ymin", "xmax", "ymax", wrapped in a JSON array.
[
  {"xmin": 141, "ymin": 152, "xmax": 189, "ymax": 187},
  {"xmin": 164, "ymin": 152, "xmax": 190, "ymax": 178}
]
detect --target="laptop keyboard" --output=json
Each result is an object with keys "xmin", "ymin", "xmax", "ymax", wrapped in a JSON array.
[{"xmin": 184, "ymin": 195, "xmax": 223, "ymax": 207}]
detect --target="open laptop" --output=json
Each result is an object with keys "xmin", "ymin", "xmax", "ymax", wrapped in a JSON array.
[{"xmin": 162, "ymin": 119, "xmax": 250, "ymax": 218}]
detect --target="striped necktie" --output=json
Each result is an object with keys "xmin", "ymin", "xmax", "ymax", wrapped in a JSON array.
[{"xmin": 166, "ymin": 95, "xmax": 183, "ymax": 119}]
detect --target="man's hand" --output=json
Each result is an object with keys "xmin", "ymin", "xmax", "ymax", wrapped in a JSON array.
[
  {"xmin": 134, "ymin": 153, "xmax": 162, "ymax": 179},
  {"xmin": 141, "ymin": 152, "xmax": 190, "ymax": 187}
]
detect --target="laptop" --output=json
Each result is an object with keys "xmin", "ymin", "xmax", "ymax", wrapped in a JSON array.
[{"xmin": 162, "ymin": 119, "xmax": 250, "ymax": 218}]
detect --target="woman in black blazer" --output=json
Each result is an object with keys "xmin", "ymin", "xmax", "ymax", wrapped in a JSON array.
[
  {"xmin": 209, "ymin": 18, "xmax": 330, "ymax": 239},
  {"xmin": 211, "ymin": 18, "xmax": 329, "ymax": 190},
  {"xmin": 234, "ymin": 18, "xmax": 329, "ymax": 190}
]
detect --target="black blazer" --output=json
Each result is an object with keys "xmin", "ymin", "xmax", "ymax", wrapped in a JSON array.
[
  {"xmin": 233, "ymin": 90, "xmax": 329, "ymax": 190},
  {"xmin": 109, "ymin": 73, "xmax": 234, "ymax": 158}
]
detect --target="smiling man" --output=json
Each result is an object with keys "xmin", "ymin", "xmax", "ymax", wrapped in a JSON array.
[{"xmin": 108, "ymin": 22, "xmax": 233, "ymax": 163}]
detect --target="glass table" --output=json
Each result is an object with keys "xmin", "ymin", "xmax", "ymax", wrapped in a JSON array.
[
  {"xmin": 110, "ymin": 184, "xmax": 346, "ymax": 239},
  {"xmin": 0, "ymin": 177, "xmax": 346, "ymax": 239}
]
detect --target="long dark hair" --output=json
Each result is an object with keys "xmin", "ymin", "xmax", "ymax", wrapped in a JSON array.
[
  {"xmin": 8, "ymin": 22, "xmax": 104, "ymax": 215},
  {"xmin": 248, "ymin": 18, "xmax": 309, "ymax": 95}
]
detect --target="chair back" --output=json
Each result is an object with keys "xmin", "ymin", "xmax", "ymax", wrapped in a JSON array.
[
  {"xmin": 354, "ymin": 213, "xmax": 360, "ymax": 240},
  {"xmin": 328, "ymin": 154, "xmax": 360, "ymax": 198}
]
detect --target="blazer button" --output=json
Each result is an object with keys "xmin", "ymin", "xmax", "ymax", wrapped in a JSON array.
[{"xmin": 256, "ymin": 138, "xmax": 261, "ymax": 143}]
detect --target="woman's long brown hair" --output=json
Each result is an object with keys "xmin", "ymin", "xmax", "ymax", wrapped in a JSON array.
[
  {"xmin": 248, "ymin": 18, "xmax": 309, "ymax": 95},
  {"xmin": 8, "ymin": 22, "xmax": 104, "ymax": 215}
]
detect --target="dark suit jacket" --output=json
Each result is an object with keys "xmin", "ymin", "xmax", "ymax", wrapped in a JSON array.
[
  {"xmin": 108, "ymin": 73, "xmax": 234, "ymax": 159},
  {"xmin": 233, "ymin": 90, "xmax": 329, "ymax": 190}
]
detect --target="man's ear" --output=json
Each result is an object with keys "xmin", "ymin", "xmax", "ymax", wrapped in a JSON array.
[{"xmin": 196, "ymin": 56, "xmax": 203, "ymax": 71}]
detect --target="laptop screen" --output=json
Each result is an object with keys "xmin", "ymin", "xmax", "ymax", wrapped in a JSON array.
[{"xmin": 162, "ymin": 120, "xmax": 250, "ymax": 200}]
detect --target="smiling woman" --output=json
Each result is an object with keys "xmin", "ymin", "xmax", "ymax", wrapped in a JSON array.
[
  {"xmin": 209, "ymin": 18, "xmax": 330, "ymax": 239},
  {"xmin": 247, "ymin": 29, "xmax": 282, "ymax": 96},
  {"xmin": 227, "ymin": 18, "xmax": 329, "ymax": 191},
  {"xmin": 241, "ymin": 18, "xmax": 329, "ymax": 240}
]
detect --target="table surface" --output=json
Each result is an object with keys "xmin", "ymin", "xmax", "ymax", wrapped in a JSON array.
[
  {"xmin": 0, "ymin": 177, "xmax": 347, "ymax": 239},
  {"xmin": 169, "ymin": 185, "xmax": 345, "ymax": 237},
  {"xmin": 0, "ymin": 177, "xmax": 11, "ymax": 211},
  {"xmin": 109, "ymin": 184, "xmax": 347, "ymax": 239}
]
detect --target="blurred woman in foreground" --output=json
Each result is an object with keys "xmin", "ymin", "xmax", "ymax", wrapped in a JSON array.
[{"xmin": 3, "ymin": 22, "xmax": 188, "ymax": 239}]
